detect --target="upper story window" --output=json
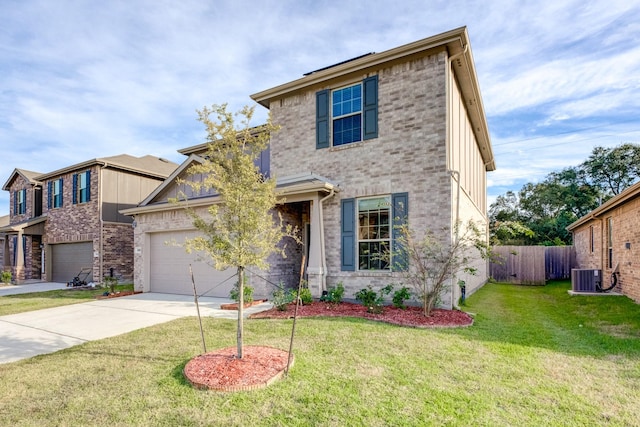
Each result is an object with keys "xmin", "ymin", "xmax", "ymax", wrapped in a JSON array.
[
  {"xmin": 316, "ymin": 75, "xmax": 378, "ymax": 149},
  {"xmin": 73, "ymin": 170, "xmax": 91, "ymax": 204},
  {"xmin": 48, "ymin": 178, "xmax": 63, "ymax": 209},
  {"xmin": 332, "ymin": 84, "xmax": 362, "ymax": 146},
  {"xmin": 14, "ymin": 189, "xmax": 26, "ymax": 215}
]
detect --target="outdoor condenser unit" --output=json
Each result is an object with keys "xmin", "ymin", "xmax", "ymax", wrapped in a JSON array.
[{"xmin": 571, "ymin": 269, "xmax": 602, "ymax": 292}]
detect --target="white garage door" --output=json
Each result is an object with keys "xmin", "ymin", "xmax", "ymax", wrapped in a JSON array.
[
  {"xmin": 51, "ymin": 242, "xmax": 93, "ymax": 283},
  {"xmin": 149, "ymin": 230, "xmax": 236, "ymax": 297}
]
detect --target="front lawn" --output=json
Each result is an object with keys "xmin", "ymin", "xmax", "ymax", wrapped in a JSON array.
[
  {"xmin": 0, "ymin": 281, "xmax": 638, "ymax": 426},
  {"xmin": 0, "ymin": 284, "xmax": 134, "ymax": 316}
]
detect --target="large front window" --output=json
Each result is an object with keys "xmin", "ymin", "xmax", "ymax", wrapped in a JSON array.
[
  {"xmin": 332, "ymin": 84, "xmax": 362, "ymax": 146},
  {"xmin": 358, "ymin": 196, "xmax": 391, "ymax": 270}
]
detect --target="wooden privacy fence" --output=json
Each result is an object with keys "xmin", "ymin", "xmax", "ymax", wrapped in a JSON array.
[{"xmin": 489, "ymin": 246, "xmax": 576, "ymax": 285}]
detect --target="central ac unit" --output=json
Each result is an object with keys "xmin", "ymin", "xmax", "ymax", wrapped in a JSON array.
[{"xmin": 571, "ymin": 269, "xmax": 602, "ymax": 292}]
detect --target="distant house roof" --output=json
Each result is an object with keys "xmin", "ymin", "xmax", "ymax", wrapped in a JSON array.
[
  {"xmin": 250, "ymin": 26, "xmax": 495, "ymax": 171},
  {"xmin": 34, "ymin": 154, "xmax": 178, "ymax": 181},
  {"xmin": 2, "ymin": 168, "xmax": 43, "ymax": 191},
  {"xmin": 567, "ymin": 181, "xmax": 640, "ymax": 231}
]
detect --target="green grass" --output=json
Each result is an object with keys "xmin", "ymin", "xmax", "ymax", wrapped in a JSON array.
[
  {"xmin": 1, "ymin": 281, "xmax": 639, "ymax": 426},
  {"xmin": 0, "ymin": 284, "xmax": 134, "ymax": 316}
]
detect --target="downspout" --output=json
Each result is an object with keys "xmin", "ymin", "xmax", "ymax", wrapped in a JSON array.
[
  {"xmin": 98, "ymin": 161, "xmax": 108, "ymax": 284},
  {"xmin": 446, "ymin": 40, "xmax": 467, "ymax": 310},
  {"xmin": 318, "ymin": 188, "xmax": 336, "ymax": 292}
]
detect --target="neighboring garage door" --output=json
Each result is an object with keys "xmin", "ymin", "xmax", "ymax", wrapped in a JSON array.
[
  {"xmin": 51, "ymin": 242, "xmax": 93, "ymax": 283},
  {"xmin": 149, "ymin": 231, "xmax": 236, "ymax": 297}
]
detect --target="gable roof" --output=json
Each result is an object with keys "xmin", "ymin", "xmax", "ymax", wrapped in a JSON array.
[
  {"xmin": 2, "ymin": 168, "xmax": 43, "ymax": 191},
  {"xmin": 567, "ymin": 180, "xmax": 640, "ymax": 231},
  {"xmin": 35, "ymin": 154, "xmax": 178, "ymax": 181},
  {"xmin": 250, "ymin": 26, "xmax": 495, "ymax": 171}
]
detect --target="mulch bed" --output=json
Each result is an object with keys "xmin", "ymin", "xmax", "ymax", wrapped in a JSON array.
[
  {"xmin": 95, "ymin": 291, "xmax": 142, "ymax": 299},
  {"xmin": 249, "ymin": 301, "xmax": 474, "ymax": 328}
]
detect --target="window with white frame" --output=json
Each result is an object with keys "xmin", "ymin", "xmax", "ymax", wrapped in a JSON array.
[
  {"xmin": 16, "ymin": 189, "xmax": 26, "ymax": 215},
  {"xmin": 357, "ymin": 196, "xmax": 391, "ymax": 270},
  {"xmin": 332, "ymin": 83, "xmax": 362, "ymax": 146},
  {"xmin": 52, "ymin": 179, "xmax": 62, "ymax": 208}
]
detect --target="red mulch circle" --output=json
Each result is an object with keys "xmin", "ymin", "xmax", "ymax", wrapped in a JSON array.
[
  {"xmin": 249, "ymin": 301, "xmax": 474, "ymax": 328},
  {"xmin": 183, "ymin": 346, "xmax": 291, "ymax": 392}
]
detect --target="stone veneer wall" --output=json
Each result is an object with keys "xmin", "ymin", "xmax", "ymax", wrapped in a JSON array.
[
  {"xmin": 268, "ymin": 51, "xmax": 454, "ymax": 298},
  {"xmin": 102, "ymin": 222, "xmax": 134, "ymax": 281}
]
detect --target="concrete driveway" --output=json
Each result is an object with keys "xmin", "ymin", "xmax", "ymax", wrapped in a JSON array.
[{"xmin": 0, "ymin": 290, "xmax": 272, "ymax": 364}]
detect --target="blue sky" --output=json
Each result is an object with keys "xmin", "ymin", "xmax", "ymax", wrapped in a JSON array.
[{"xmin": 1, "ymin": 0, "xmax": 639, "ymax": 215}]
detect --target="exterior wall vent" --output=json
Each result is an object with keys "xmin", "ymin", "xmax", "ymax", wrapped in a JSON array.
[{"xmin": 571, "ymin": 269, "xmax": 602, "ymax": 292}]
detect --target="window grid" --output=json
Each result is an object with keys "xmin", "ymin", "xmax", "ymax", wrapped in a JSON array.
[
  {"xmin": 357, "ymin": 196, "xmax": 391, "ymax": 270},
  {"xmin": 332, "ymin": 84, "xmax": 362, "ymax": 146},
  {"xmin": 53, "ymin": 180, "xmax": 62, "ymax": 208},
  {"xmin": 78, "ymin": 173, "xmax": 88, "ymax": 203}
]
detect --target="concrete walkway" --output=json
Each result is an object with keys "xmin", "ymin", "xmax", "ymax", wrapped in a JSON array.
[
  {"xmin": 0, "ymin": 290, "xmax": 272, "ymax": 364},
  {"xmin": 0, "ymin": 281, "xmax": 69, "ymax": 296}
]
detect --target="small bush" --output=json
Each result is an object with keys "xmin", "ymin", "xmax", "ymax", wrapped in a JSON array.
[
  {"xmin": 230, "ymin": 279, "xmax": 254, "ymax": 304},
  {"xmin": 103, "ymin": 276, "xmax": 118, "ymax": 294},
  {"xmin": 1, "ymin": 270, "xmax": 11, "ymax": 284},
  {"xmin": 272, "ymin": 284, "xmax": 293, "ymax": 311},
  {"xmin": 289, "ymin": 280, "xmax": 313, "ymax": 305},
  {"xmin": 355, "ymin": 285, "xmax": 393, "ymax": 314},
  {"xmin": 392, "ymin": 286, "xmax": 412, "ymax": 309},
  {"xmin": 320, "ymin": 282, "xmax": 345, "ymax": 304}
]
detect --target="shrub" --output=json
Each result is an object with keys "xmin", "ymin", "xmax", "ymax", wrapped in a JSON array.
[
  {"xmin": 355, "ymin": 285, "xmax": 393, "ymax": 314},
  {"xmin": 289, "ymin": 280, "xmax": 313, "ymax": 305},
  {"xmin": 230, "ymin": 278, "xmax": 254, "ymax": 304},
  {"xmin": 1, "ymin": 270, "xmax": 11, "ymax": 284},
  {"xmin": 392, "ymin": 286, "xmax": 412, "ymax": 309},
  {"xmin": 103, "ymin": 276, "xmax": 118, "ymax": 294},
  {"xmin": 272, "ymin": 284, "xmax": 294, "ymax": 311},
  {"xmin": 320, "ymin": 282, "xmax": 345, "ymax": 304}
]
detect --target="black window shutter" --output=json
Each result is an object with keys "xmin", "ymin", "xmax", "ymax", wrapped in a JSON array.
[
  {"xmin": 363, "ymin": 75, "xmax": 378, "ymax": 140},
  {"xmin": 13, "ymin": 191, "xmax": 17, "ymax": 215},
  {"xmin": 59, "ymin": 178, "xmax": 63, "ymax": 207},
  {"xmin": 47, "ymin": 181, "xmax": 52, "ymax": 209},
  {"xmin": 316, "ymin": 89, "xmax": 330, "ymax": 149},
  {"xmin": 86, "ymin": 170, "xmax": 91, "ymax": 201},
  {"xmin": 341, "ymin": 198, "xmax": 356, "ymax": 271},
  {"xmin": 392, "ymin": 192, "xmax": 409, "ymax": 271},
  {"xmin": 72, "ymin": 174, "xmax": 78, "ymax": 204}
]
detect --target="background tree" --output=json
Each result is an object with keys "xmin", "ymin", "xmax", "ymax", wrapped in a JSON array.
[
  {"xmin": 489, "ymin": 143, "xmax": 639, "ymax": 246},
  {"xmin": 581, "ymin": 143, "xmax": 640, "ymax": 196},
  {"xmin": 177, "ymin": 104, "xmax": 297, "ymax": 359}
]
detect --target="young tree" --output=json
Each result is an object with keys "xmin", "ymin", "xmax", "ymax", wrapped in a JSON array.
[
  {"xmin": 396, "ymin": 221, "xmax": 491, "ymax": 316},
  {"xmin": 177, "ymin": 104, "xmax": 297, "ymax": 358}
]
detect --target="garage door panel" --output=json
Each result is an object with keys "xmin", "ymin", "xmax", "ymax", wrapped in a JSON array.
[
  {"xmin": 149, "ymin": 231, "xmax": 236, "ymax": 297},
  {"xmin": 51, "ymin": 242, "xmax": 93, "ymax": 283}
]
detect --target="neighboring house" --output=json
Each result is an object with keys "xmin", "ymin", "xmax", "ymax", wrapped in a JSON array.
[
  {"xmin": 568, "ymin": 181, "xmax": 640, "ymax": 303},
  {"xmin": 123, "ymin": 27, "xmax": 495, "ymax": 308},
  {"xmin": 0, "ymin": 155, "xmax": 177, "ymax": 284},
  {"xmin": 0, "ymin": 215, "xmax": 8, "ymax": 275}
]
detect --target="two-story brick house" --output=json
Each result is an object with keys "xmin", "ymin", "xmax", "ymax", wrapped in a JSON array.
[
  {"xmin": 123, "ymin": 27, "xmax": 495, "ymax": 308},
  {"xmin": 567, "ymin": 181, "xmax": 640, "ymax": 303},
  {"xmin": 0, "ymin": 155, "xmax": 177, "ymax": 284}
]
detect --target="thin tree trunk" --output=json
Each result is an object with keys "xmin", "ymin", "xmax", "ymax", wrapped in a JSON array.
[{"xmin": 237, "ymin": 266, "xmax": 244, "ymax": 359}]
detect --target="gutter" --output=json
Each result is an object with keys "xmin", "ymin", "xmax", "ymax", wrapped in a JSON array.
[{"xmin": 318, "ymin": 188, "xmax": 336, "ymax": 291}]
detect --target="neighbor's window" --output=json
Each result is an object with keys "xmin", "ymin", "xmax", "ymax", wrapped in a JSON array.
[
  {"xmin": 74, "ymin": 170, "xmax": 90, "ymax": 204},
  {"xmin": 16, "ymin": 189, "xmax": 26, "ymax": 215},
  {"xmin": 49, "ymin": 178, "xmax": 62, "ymax": 208},
  {"xmin": 357, "ymin": 196, "xmax": 391, "ymax": 270},
  {"xmin": 607, "ymin": 217, "xmax": 613, "ymax": 269},
  {"xmin": 332, "ymin": 83, "xmax": 362, "ymax": 146}
]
